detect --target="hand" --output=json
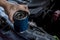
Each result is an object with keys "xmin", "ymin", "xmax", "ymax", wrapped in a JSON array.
[
  {"xmin": 4, "ymin": 1, "xmax": 29, "ymax": 23},
  {"xmin": 0, "ymin": 0, "xmax": 6, "ymax": 6}
]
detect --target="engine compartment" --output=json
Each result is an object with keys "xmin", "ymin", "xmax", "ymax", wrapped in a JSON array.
[{"xmin": 0, "ymin": 0, "xmax": 60, "ymax": 40}]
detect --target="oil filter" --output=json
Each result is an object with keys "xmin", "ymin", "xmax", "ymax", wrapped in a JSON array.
[{"xmin": 13, "ymin": 10, "xmax": 29, "ymax": 32}]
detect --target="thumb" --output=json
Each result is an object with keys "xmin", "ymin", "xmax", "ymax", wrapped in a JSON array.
[{"xmin": 9, "ymin": 13, "xmax": 14, "ymax": 23}]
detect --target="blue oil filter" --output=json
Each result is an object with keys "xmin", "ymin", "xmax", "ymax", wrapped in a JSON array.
[{"xmin": 13, "ymin": 10, "xmax": 29, "ymax": 32}]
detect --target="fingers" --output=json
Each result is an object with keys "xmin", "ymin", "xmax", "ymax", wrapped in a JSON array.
[
  {"xmin": 6, "ymin": 2, "xmax": 29, "ymax": 14},
  {"xmin": 9, "ymin": 12, "xmax": 14, "ymax": 23},
  {"xmin": 18, "ymin": 4, "xmax": 30, "ymax": 14}
]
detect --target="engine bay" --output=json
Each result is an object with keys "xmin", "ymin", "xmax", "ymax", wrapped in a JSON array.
[{"xmin": 0, "ymin": 0, "xmax": 60, "ymax": 40}]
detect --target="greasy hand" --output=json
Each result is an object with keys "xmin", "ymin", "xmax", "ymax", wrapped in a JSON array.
[{"xmin": 4, "ymin": 1, "xmax": 29, "ymax": 23}]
